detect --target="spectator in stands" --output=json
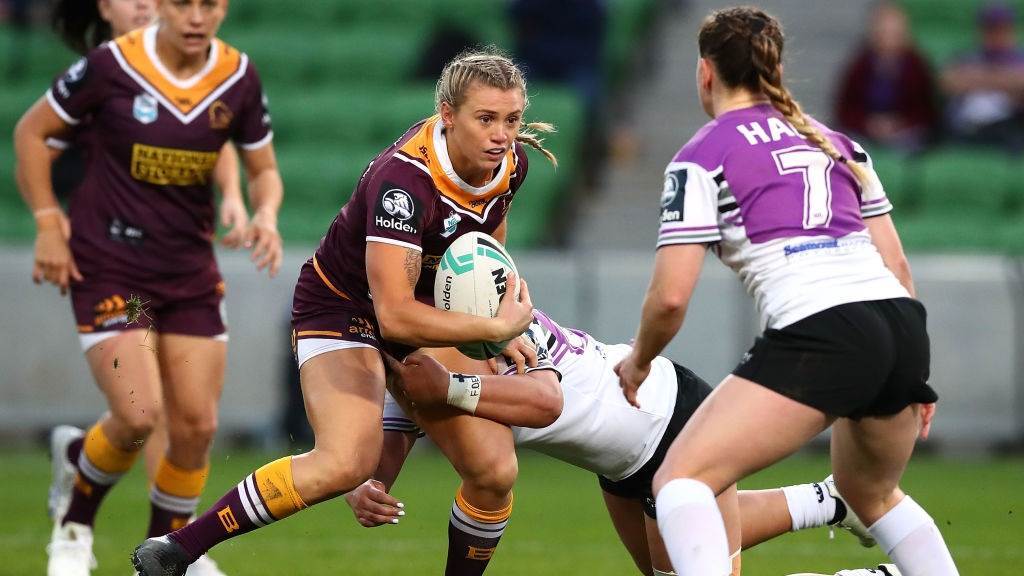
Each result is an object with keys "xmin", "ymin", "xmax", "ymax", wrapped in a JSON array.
[
  {"xmin": 413, "ymin": 24, "xmax": 479, "ymax": 80},
  {"xmin": 834, "ymin": 0, "xmax": 937, "ymax": 153},
  {"xmin": 942, "ymin": 3, "xmax": 1024, "ymax": 151},
  {"xmin": 509, "ymin": 0, "xmax": 606, "ymax": 121}
]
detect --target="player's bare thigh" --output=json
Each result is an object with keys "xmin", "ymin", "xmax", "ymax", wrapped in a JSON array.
[
  {"xmin": 83, "ymin": 328, "xmax": 163, "ymax": 449},
  {"xmin": 290, "ymin": 346, "xmax": 386, "ymax": 504},
  {"xmin": 653, "ymin": 375, "xmax": 833, "ymax": 495}
]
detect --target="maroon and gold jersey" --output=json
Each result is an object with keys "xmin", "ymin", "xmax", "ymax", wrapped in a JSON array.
[
  {"xmin": 45, "ymin": 25, "xmax": 271, "ymax": 281},
  {"xmin": 310, "ymin": 115, "xmax": 529, "ymax": 308}
]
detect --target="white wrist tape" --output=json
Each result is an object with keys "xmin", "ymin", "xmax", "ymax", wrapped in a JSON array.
[{"xmin": 447, "ymin": 373, "xmax": 482, "ymax": 414}]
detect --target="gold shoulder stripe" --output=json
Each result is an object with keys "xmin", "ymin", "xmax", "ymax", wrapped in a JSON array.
[{"xmin": 115, "ymin": 29, "xmax": 243, "ymax": 115}]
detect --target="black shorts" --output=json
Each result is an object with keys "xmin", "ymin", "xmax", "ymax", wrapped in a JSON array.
[
  {"xmin": 732, "ymin": 298, "xmax": 938, "ymax": 419},
  {"xmin": 598, "ymin": 362, "xmax": 713, "ymax": 518}
]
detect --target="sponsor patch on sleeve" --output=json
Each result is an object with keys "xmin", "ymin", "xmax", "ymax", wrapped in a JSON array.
[
  {"xmin": 660, "ymin": 168, "xmax": 687, "ymax": 223},
  {"xmin": 56, "ymin": 57, "xmax": 89, "ymax": 99},
  {"xmin": 373, "ymin": 182, "xmax": 422, "ymax": 236}
]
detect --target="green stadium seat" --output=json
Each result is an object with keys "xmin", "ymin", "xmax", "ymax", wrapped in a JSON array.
[
  {"xmin": 895, "ymin": 213, "xmax": 1000, "ymax": 252},
  {"xmin": 224, "ymin": 26, "xmax": 424, "ymax": 85},
  {"xmin": 507, "ymin": 157, "xmax": 560, "ymax": 248},
  {"xmin": 606, "ymin": 0, "xmax": 659, "ymax": 83},
  {"xmin": 274, "ymin": 144, "xmax": 380, "ymax": 244},
  {"xmin": 913, "ymin": 25, "xmax": 975, "ymax": 65},
  {"xmin": 917, "ymin": 148, "xmax": 1015, "ymax": 217},
  {"xmin": 902, "ymin": 0, "xmax": 978, "ymax": 31},
  {"xmin": 228, "ymin": 0, "xmax": 509, "ymax": 45},
  {"xmin": 268, "ymin": 85, "xmax": 435, "ymax": 148},
  {"xmin": 0, "ymin": 26, "xmax": 78, "ymax": 87},
  {"xmin": 867, "ymin": 147, "xmax": 920, "ymax": 213}
]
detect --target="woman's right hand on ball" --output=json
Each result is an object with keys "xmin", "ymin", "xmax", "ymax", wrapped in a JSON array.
[{"xmin": 493, "ymin": 272, "xmax": 533, "ymax": 341}]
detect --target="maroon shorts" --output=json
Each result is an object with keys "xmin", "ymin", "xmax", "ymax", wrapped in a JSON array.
[
  {"xmin": 71, "ymin": 270, "xmax": 226, "ymax": 339},
  {"xmin": 291, "ymin": 258, "xmax": 382, "ymax": 358}
]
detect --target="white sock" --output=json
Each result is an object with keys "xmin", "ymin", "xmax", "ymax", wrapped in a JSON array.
[
  {"xmin": 782, "ymin": 482, "xmax": 837, "ymax": 530},
  {"xmin": 868, "ymin": 496, "xmax": 958, "ymax": 576},
  {"xmin": 655, "ymin": 479, "xmax": 731, "ymax": 576}
]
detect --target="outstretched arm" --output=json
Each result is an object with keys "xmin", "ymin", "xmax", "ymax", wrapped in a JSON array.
[
  {"xmin": 616, "ymin": 244, "xmax": 705, "ymax": 407},
  {"xmin": 386, "ymin": 349, "xmax": 562, "ymax": 428}
]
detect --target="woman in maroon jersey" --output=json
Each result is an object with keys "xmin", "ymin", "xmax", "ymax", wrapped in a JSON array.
[
  {"xmin": 130, "ymin": 48, "xmax": 553, "ymax": 576},
  {"xmin": 47, "ymin": 0, "xmax": 253, "ymax": 523},
  {"xmin": 13, "ymin": 1, "xmax": 282, "ymax": 574}
]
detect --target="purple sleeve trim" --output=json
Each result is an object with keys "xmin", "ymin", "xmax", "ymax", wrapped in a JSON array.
[
  {"xmin": 861, "ymin": 197, "xmax": 889, "ymax": 207},
  {"xmin": 659, "ymin": 224, "xmax": 720, "ymax": 232}
]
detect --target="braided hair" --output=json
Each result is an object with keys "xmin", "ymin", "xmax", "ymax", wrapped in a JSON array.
[
  {"xmin": 435, "ymin": 47, "xmax": 558, "ymax": 167},
  {"xmin": 698, "ymin": 7, "xmax": 869, "ymax": 187}
]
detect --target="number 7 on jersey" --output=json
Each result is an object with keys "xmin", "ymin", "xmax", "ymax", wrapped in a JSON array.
[{"xmin": 772, "ymin": 145, "xmax": 835, "ymax": 229}]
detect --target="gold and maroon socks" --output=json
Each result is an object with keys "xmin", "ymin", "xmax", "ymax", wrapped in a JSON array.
[
  {"xmin": 147, "ymin": 459, "xmax": 209, "ymax": 537},
  {"xmin": 445, "ymin": 487, "xmax": 512, "ymax": 576},
  {"xmin": 63, "ymin": 424, "xmax": 140, "ymax": 526},
  {"xmin": 168, "ymin": 457, "xmax": 306, "ymax": 562}
]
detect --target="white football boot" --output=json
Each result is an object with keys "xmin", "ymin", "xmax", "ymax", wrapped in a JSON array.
[
  {"xmin": 47, "ymin": 521, "xmax": 97, "ymax": 576},
  {"xmin": 824, "ymin": 474, "xmax": 876, "ymax": 547},
  {"xmin": 49, "ymin": 425, "xmax": 84, "ymax": 521},
  {"xmin": 186, "ymin": 554, "xmax": 227, "ymax": 576},
  {"xmin": 787, "ymin": 564, "xmax": 901, "ymax": 576}
]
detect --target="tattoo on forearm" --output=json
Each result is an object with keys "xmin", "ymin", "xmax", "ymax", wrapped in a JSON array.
[{"xmin": 403, "ymin": 249, "xmax": 421, "ymax": 288}]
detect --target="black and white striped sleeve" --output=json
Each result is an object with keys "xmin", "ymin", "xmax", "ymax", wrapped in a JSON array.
[{"xmin": 851, "ymin": 141, "xmax": 893, "ymax": 219}]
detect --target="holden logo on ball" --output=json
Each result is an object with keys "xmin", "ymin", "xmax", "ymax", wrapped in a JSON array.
[{"xmin": 381, "ymin": 189, "xmax": 414, "ymax": 221}]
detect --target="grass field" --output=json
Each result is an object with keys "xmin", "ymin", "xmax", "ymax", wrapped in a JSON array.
[{"xmin": 3, "ymin": 449, "xmax": 1021, "ymax": 575}]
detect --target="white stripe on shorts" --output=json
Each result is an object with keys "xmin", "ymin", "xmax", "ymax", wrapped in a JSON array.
[
  {"xmin": 295, "ymin": 338, "xmax": 377, "ymax": 369},
  {"xmin": 79, "ymin": 330, "xmax": 228, "ymax": 351}
]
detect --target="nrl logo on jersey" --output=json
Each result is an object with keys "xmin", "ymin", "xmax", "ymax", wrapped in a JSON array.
[
  {"xmin": 132, "ymin": 93, "xmax": 158, "ymax": 124},
  {"xmin": 440, "ymin": 212, "xmax": 461, "ymax": 238}
]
